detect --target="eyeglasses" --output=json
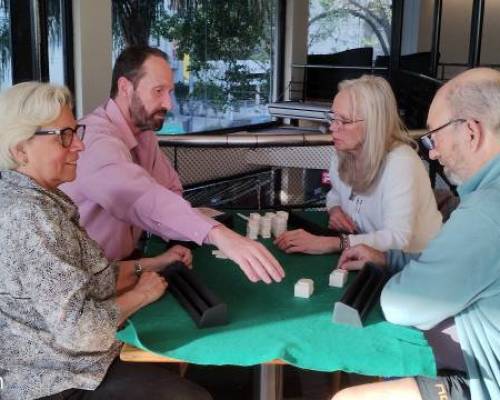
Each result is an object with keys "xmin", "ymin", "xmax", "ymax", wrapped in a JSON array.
[
  {"xmin": 419, "ymin": 119, "xmax": 466, "ymax": 150},
  {"xmin": 34, "ymin": 124, "xmax": 86, "ymax": 148},
  {"xmin": 324, "ymin": 111, "xmax": 364, "ymax": 126}
]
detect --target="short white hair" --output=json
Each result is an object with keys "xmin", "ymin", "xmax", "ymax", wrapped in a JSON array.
[
  {"xmin": 0, "ymin": 81, "xmax": 73, "ymax": 170},
  {"xmin": 446, "ymin": 71, "xmax": 500, "ymax": 135}
]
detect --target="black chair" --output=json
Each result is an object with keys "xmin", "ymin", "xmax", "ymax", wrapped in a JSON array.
[{"xmin": 304, "ymin": 47, "xmax": 374, "ymax": 101}]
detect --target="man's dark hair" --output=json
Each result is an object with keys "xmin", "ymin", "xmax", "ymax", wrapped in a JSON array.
[{"xmin": 110, "ymin": 46, "xmax": 169, "ymax": 98}]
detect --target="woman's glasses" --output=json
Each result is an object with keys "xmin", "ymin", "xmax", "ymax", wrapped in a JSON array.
[
  {"xmin": 324, "ymin": 111, "xmax": 364, "ymax": 126},
  {"xmin": 34, "ymin": 124, "xmax": 86, "ymax": 148}
]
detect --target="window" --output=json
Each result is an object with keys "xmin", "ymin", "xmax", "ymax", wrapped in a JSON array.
[
  {"xmin": 298, "ymin": 0, "xmax": 392, "ymax": 101},
  {"xmin": 0, "ymin": 0, "xmax": 11, "ymax": 89},
  {"xmin": 112, "ymin": 0, "xmax": 278, "ymax": 134},
  {"xmin": 47, "ymin": 0, "xmax": 65, "ymax": 85},
  {"xmin": 2, "ymin": 0, "xmax": 73, "ymax": 90},
  {"xmin": 308, "ymin": 0, "xmax": 391, "ymax": 60}
]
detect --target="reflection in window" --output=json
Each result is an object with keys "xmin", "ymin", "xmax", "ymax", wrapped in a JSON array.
[
  {"xmin": 0, "ymin": 0, "xmax": 12, "ymax": 89},
  {"xmin": 301, "ymin": 0, "xmax": 391, "ymax": 102},
  {"xmin": 308, "ymin": 0, "xmax": 391, "ymax": 59},
  {"xmin": 48, "ymin": 0, "xmax": 65, "ymax": 84},
  {"xmin": 112, "ymin": 1, "xmax": 276, "ymax": 134}
]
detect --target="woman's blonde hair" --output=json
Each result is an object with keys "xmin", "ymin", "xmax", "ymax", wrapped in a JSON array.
[
  {"xmin": 336, "ymin": 75, "xmax": 414, "ymax": 193},
  {"xmin": 0, "ymin": 81, "xmax": 73, "ymax": 170}
]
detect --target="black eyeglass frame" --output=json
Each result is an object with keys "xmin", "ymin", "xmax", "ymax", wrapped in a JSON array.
[
  {"xmin": 34, "ymin": 124, "xmax": 86, "ymax": 148},
  {"xmin": 324, "ymin": 111, "xmax": 364, "ymax": 126},
  {"xmin": 419, "ymin": 119, "xmax": 468, "ymax": 151}
]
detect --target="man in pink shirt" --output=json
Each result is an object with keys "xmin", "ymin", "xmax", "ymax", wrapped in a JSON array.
[{"xmin": 62, "ymin": 46, "xmax": 284, "ymax": 284}]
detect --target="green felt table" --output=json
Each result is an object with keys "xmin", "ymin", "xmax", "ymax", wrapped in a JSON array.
[{"xmin": 117, "ymin": 211, "xmax": 435, "ymax": 378}]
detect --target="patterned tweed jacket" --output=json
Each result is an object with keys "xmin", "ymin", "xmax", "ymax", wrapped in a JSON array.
[{"xmin": 0, "ymin": 170, "xmax": 121, "ymax": 400}]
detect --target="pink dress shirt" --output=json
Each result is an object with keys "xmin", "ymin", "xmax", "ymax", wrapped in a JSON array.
[{"xmin": 61, "ymin": 100, "xmax": 217, "ymax": 261}]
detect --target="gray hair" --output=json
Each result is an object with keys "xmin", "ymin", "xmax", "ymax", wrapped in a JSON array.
[
  {"xmin": 446, "ymin": 70, "xmax": 500, "ymax": 135},
  {"xmin": 337, "ymin": 75, "xmax": 414, "ymax": 193},
  {"xmin": 0, "ymin": 81, "xmax": 73, "ymax": 170}
]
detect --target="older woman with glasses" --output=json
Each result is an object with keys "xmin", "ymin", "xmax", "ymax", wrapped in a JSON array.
[
  {"xmin": 0, "ymin": 82, "xmax": 211, "ymax": 400},
  {"xmin": 276, "ymin": 75, "xmax": 442, "ymax": 255}
]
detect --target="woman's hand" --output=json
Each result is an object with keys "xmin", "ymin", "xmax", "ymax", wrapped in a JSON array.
[
  {"xmin": 337, "ymin": 244, "xmax": 386, "ymax": 270},
  {"xmin": 116, "ymin": 271, "xmax": 168, "ymax": 323},
  {"xmin": 328, "ymin": 206, "xmax": 357, "ymax": 233},
  {"xmin": 274, "ymin": 229, "xmax": 340, "ymax": 254},
  {"xmin": 134, "ymin": 271, "xmax": 168, "ymax": 306},
  {"xmin": 150, "ymin": 245, "xmax": 192, "ymax": 272}
]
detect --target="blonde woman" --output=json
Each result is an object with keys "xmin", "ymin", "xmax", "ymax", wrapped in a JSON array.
[{"xmin": 276, "ymin": 75, "xmax": 442, "ymax": 254}]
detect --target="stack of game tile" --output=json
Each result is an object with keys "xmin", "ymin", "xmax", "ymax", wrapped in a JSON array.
[
  {"xmin": 245, "ymin": 213, "xmax": 260, "ymax": 239},
  {"xmin": 271, "ymin": 214, "xmax": 287, "ymax": 237},
  {"xmin": 271, "ymin": 211, "xmax": 288, "ymax": 237},
  {"xmin": 259, "ymin": 216, "xmax": 271, "ymax": 238}
]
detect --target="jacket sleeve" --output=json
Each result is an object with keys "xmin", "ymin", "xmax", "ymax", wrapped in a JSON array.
[
  {"xmin": 76, "ymin": 135, "xmax": 216, "ymax": 245},
  {"xmin": 19, "ymin": 206, "xmax": 121, "ymax": 352},
  {"xmin": 381, "ymin": 201, "xmax": 500, "ymax": 330}
]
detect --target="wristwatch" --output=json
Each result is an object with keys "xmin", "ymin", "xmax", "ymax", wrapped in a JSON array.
[
  {"xmin": 339, "ymin": 234, "xmax": 350, "ymax": 251},
  {"xmin": 134, "ymin": 262, "xmax": 144, "ymax": 277}
]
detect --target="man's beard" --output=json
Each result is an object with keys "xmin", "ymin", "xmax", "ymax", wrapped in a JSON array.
[{"xmin": 130, "ymin": 92, "xmax": 167, "ymax": 131}]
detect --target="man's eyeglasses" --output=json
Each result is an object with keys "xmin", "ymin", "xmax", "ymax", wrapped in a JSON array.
[
  {"xmin": 419, "ymin": 119, "xmax": 466, "ymax": 150},
  {"xmin": 34, "ymin": 124, "xmax": 86, "ymax": 148},
  {"xmin": 324, "ymin": 111, "xmax": 364, "ymax": 126}
]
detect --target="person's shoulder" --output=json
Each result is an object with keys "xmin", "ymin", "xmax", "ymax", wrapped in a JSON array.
[
  {"xmin": 80, "ymin": 103, "xmax": 109, "ymax": 126},
  {"xmin": 386, "ymin": 143, "xmax": 419, "ymax": 162},
  {"xmin": 79, "ymin": 103, "xmax": 122, "ymax": 142},
  {"xmin": 383, "ymin": 144, "xmax": 422, "ymax": 172},
  {"xmin": 0, "ymin": 185, "xmax": 64, "ymax": 230},
  {"xmin": 461, "ymin": 186, "xmax": 500, "ymax": 219}
]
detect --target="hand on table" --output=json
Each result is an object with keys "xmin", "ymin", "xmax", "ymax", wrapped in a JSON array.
[
  {"xmin": 155, "ymin": 244, "xmax": 193, "ymax": 270},
  {"xmin": 134, "ymin": 271, "xmax": 168, "ymax": 307},
  {"xmin": 328, "ymin": 206, "xmax": 357, "ymax": 233},
  {"xmin": 274, "ymin": 229, "xmax": 337, "ymax": 254},
  {"xmin": 337, "ymin": 244, "xmax": 386, "ymax": 271},
  {"xmin": 207, "ymin": 225, "xmax": 285, "ymax": 284}
]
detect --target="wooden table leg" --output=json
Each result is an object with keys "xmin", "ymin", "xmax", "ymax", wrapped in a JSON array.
[{"xmin": 259, "ymin": 364, "xmax": 283, "ymax": 400}]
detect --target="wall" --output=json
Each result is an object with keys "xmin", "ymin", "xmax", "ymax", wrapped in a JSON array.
[
  {"xmin": 283, "ymin": 0, "xmax": 308, "ymax": 101},
  {"xmin": 73, "ymin": 0, "xmax": 113, "ymax": 118}
]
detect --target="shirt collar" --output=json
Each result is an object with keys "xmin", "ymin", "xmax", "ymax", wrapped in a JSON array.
[
  {"xmin": 457, "ymin": 153, "xmax": 500, "ymax": 197},
  {"xmin": 104, "ymin": 99, "xmax": 139, "ymax": 150}
]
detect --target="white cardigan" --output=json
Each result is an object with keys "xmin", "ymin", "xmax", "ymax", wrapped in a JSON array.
[{"xmin": 326, "ymin": 145, "xmax": 442, "ymax": 252}]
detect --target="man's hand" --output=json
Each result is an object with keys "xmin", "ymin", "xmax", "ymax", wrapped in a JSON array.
[
  {"xmin": 207, "ymin": 225, "xmax": 285, "ymax": 284},
  {"xmin": 337, "ymin": 244, "xmax": 386, "ymax": 270},
  {"xmin": 274, "ymin": 229, "xmax": 339, "ymax": 254},
  {"xmin": 328, "ymin": 206, "xmax": 357, "ymax": 233}
]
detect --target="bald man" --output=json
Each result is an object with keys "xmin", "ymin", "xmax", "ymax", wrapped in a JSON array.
[{"xmin": 333, "ymin": 68, "xmax": 500, "ymax": 400}]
